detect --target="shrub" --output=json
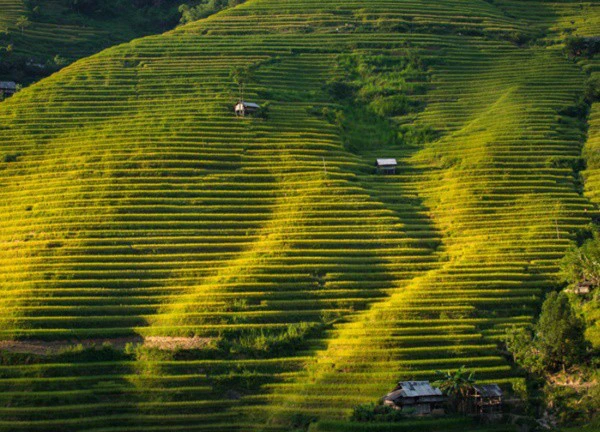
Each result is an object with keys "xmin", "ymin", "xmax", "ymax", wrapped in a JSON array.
[
  {"xmin": 505, "ymin": 326, "xmax": 544, "ymax": 374},
  {"xmin": 256, "ymin": 101, "xmax": 271, "ymax": 120},
  {"xmin": 585, "ymin": 75, "xmax": 600, "ymax": 103},
  {"xmin": 544, "ymin": 383, "xmax": 600, "ymax": 425},
  {"xmin": 3, "ymin": 153, "xmax": 20, "ymax": 163},
  {"xmin": 560, "ymin": 231, "xmax": 600, "ymax": 289},
  {"xmin": 565, "ymin": 37, "xmax": 600, "ymax": 58},
  {"xmin": 351, "ymin": 402, "xmax": 405, "ymax": 422},
  {"xmin": 289, "ymin": 413, "xmax": 318, "ymax": 430},
  {"xmin": 325, "ymin": 79, "xmax": 355, "ymax": 100},
  {"xmin": 220, "ymin": 322, "xmax": 323, "ymax": 358},
  {"xmin": 179, "ymin": 0, "xmax": 245, "ymax": 24},
  {"xmin": 400, "ymin": 124, "xmax": 439, "ymax": 145},
  {"xmin": 369, "ymin": 95, "xmax": 412, "ymax": 117},
  {"xmin": 56, "ymin": 343, "xmax": 130, "ymax": 362}
]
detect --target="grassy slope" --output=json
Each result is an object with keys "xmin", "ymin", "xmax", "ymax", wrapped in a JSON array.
[{"xmin": 0, "ymin": 0, "xmax": 598, "ymax": 431}]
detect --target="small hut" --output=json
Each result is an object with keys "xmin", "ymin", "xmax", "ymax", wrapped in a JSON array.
[
  {"xmin": 235, "ymin": 101, "xmax": 261, "ymax": 117},
  {"xmin": 469, "ymin": 384, "xmax": 503, "ymax": 415},
  {"xmin": 383, "ymin": 381, "xmax": 445, "ymax": 415},
  {"xmin": 566, "ymin": 281, "xmax": 592, "ymax": 295},
  {"xmin": 376, "ymin": 158, "xmax": 397, "ymax": 175},
  {"xmin": 0, "ymin": 81, "xmax": 17, "ymax": 98}
]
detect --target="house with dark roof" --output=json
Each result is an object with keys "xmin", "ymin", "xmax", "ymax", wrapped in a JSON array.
[
  {"xmin": 469, "ymin": 384, "xmax": 503, "ymax": 414},
  {"xmin": 383, "ymin": 381, "xmax": 445, "ymax": 415},
  {"xmin": 0, "ymin": 81, "xmax": 17, "ymax": 98}
]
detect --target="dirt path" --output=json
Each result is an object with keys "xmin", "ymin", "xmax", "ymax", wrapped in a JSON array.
[{"xmin": 0, "ymin": 336, "xmax": 213, "ymax": 355}]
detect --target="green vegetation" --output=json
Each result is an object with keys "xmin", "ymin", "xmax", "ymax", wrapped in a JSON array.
[
  {"xmin": 434, "ymin": 366, "xmax": 476, "ymax": 413},
  {"xmin": 561, "ymin": 229, "xmax": 600, "ymax": 292},
  {"xmin": 0, "ymin": 0, "xmax": 599, "ymax": 431},
  {"xmin": 566, "ymin": 36, "xmax": 600, "ymax": 59},
  {"xmin": 350, "ymin": 403, "xmax": 406, "ymax": 423},
  {"xmin": 505, "ymin": 292, "xmax": 588, "ymax": 374},
  {"xmin": 0, "ymin": 0, "xmax": 196, "ymax": 83},
  {"xmin": 229, "ymin": 64, "xmax": 254, "ymax": 102},
  {"xmin": 179, "ymin": 0, "xmax": 246, "ymax": 24}
]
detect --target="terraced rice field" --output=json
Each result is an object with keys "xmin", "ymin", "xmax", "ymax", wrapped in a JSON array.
[{"xmin": 0, "ymin": 0, "xmax": 598, "ymax": 431}]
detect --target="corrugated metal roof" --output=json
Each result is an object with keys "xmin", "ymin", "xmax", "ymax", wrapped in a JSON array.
[
  {"xmin": 376, "ymin": 158, "xmax": 397, "ymax": 166},
  {"xmin": 473, "ymin": 384, "xmax": 502, "ymax": 398},
  {"xmin": 0, "ymin": 81, "xmax": 16, "ymax": 90},
  {"xmin": 236, "ymin": 101, "xmax": 260, "ymax": 108},
  {"xmin": 397, "ymin": 381, "xmax": 443, "ymax": 398},
  {"xmin": 384, "ymin": 389, "xmax": 404, "ymax": 402}
]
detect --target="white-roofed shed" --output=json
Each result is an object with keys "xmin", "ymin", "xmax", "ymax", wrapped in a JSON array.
[
  {"xmin": 376, "ymin": 158, "xmax": 397, "ymax": 175},
  {"xmin": 235, "ymin": 101, "xmax": 261, "ymax": 117},
  {"xmin": 383, "ymin": 381, "xmax": 445, "ymax": 415}
]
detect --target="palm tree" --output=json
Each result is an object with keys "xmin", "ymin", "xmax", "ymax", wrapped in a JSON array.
[{"xmin": 434, "ymin": 366, "xmax": 476, "ymax": 413}]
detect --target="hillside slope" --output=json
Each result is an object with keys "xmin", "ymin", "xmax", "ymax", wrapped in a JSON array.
[{"xmin": 0, "ymin": 1, "xmax": 598, "ymax": 431}]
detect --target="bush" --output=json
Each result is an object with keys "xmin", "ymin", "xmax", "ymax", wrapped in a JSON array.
[
  {"xmin": 256, "ymin": 101, "xmax": 271, "ymax": 120},
  {"xmin": 56, "ymin": 343, "xmax": 130, "ymax": 362},
  {"xmin": 544, "ymin": 383, "xmax": 600, "ymax": 425},
  {"xmin": 505, "ymin": 326, "xmax": 544, "ymax": 374},
  {"xmin": 399, "ymin": 124, "xmax": 439, "ymax": 146},
  {"xmin": 351, "ymin": 402, "xmax": 406, "ymax": 422},
  {"xmin": 3, "ymin": 153, "xmax": 20, "ymax": 163},
  {"xmin": 565, "ymin": 37, "xmax": 600, "ymax": 58},
  {"xmin": 585, "ymin": 75, "xmax": 600, "ymax": 103},
  {"xmin": 369, "ymin": 95, "xmax": 412, "ymax": 117},
  {"xmin": 544, "ymin": 156, "xmax": 584, "ymax": 171},
  {"xmin": 560, "ymin": 231, "xmax": 600, "ymax": 289},
  {"xmin": 325, "ymin": 79, "xmax": 355, "ymax": 100},
  {"xmin": 220, "ymin": 322, "xmax": 323, "ymax": 358},
  {"xmin": 179, "ymin": 0, "xmax": 245, "ymax": 24}
]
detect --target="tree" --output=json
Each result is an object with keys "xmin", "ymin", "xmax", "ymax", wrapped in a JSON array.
[
  {"xmin": 434, "ymin": 366, "xmax": 476, "ymax": 413},
  {"xmin": 585, "ymin": 75, "xmax": 600, "ymax": 104},
  {"xmin": 536, "ymin": 292, "xmax": 586, "ymax": 371},
  {"xmin": 229, "ymin": 65, "xmax": 254, "ymax": 102},
  {"xmin": 505, "ymin": 292, "xmax": 587, "ymax": 373},
  {"xmin": 505, "ymin": 325, "xmax": 544, "ymax": 373},
  {"xmin": 15, "ymin": 16, "xmax": 31, "ymax": 35},
  {"xmin": 560, "ymin": 232, "xmax": 600, "ymax": 291},
  {"xmin": 179, "ymin": 0, "xmax": 244, "ymax": 24},
  {"xmin": 53, "ymin": 55, "xmax": 68, "ymax": 67}
]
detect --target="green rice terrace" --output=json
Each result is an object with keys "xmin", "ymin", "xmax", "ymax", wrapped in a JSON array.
[{"xmin": 0, "ymin": 0, "xmax": 599, "ymax": 431}]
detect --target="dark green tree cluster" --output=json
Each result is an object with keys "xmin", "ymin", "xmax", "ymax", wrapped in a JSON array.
[
  {"xmin": 505, "ymin": 292, "xmax": 588, "ymax": 374},
  {"xmin": 179, "ymin": 0, "xmax": 245, "ymax": 24},
  {"xmin": 585, "ymin": 75, "xmax": 600, "ymax": 104},
  {"xmin": 565, "ymin": 36, "xmax": 600, "ymax": 58},
  {"xmin": 351, "ymin": 403, "xmax": 406, "ymax": 423},
  {"xmin": 560, "ymin": 230, "xmax": 600, "ymax": 291},
  {"xmin": 64, "ymin": 0, "xmax": 179, "ymax": 17}
]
